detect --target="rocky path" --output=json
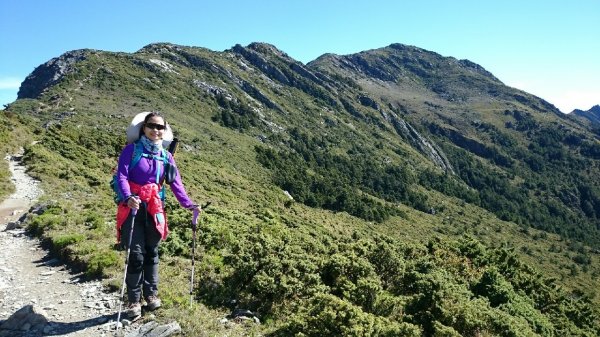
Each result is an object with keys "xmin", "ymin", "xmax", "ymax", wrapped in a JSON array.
[{"xmin": 0, "ymin": 151, "xmax": 181, "ymax": 337}]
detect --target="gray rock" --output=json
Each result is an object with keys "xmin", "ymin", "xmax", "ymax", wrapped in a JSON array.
[
  {"xmin": 5, "ymin": 221, "xmax": 21, "ymax": 230},
  {"xmin": 29, "ymin": 202, "xmax": 56, "ymax": 215},
  {"xmin": 144, "ymin": 321, "xmax": 182, "ymax": 337},
  {"xmin": 125, "ymin": 321, "xmax": 182, "ymax": 337},
  {"xmin": 135, "ymin": 321, "xmax": 158, "ymax": 335},
  {"xmin": 18, "ymin": 50, "xmax": 90, "ymax": 99},
  {"xmin": 17, "ymin": 213, "xmax": 28, "ymax": 223}
]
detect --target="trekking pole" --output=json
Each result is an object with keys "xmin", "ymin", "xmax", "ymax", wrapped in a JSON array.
[
  {"xmin": 190, "ymin": 202, "xmax": 211, "ymax": 308},
  {"xmin": 115, "ymin": 203, "xmax": 138, "ymax": 333}
]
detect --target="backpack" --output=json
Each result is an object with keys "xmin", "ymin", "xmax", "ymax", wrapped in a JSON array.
[{"xmin": 110, "ymin": 140, "xmax": 170, "ymax": 204}]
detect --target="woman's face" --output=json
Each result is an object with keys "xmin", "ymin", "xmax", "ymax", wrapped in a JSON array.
[{"xmin": 143, "ymin": 116, "xmax": 165, "ymax": 142}]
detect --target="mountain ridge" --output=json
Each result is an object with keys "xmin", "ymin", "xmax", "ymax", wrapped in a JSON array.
[
  {"xmin": 11, "ymin": 41, "xmax": 600, "ymax": 239},
  {"xmin": 572, "ymin": 104, "xmax": 600, "ymax": 125},
  {"xmin": 11, "ymin": 41, "xmax": 600, "ymax": 244}
]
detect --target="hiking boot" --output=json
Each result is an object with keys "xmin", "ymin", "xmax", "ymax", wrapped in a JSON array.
[
  {"xmin": 145, "ymin": 295, "xmax": 161, "ymax": 311},
  {"xmin": 125, "ymin": 302, "xmax": 142, "ymax": 319}
]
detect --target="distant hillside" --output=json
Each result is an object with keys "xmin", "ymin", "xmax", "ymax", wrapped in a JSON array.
[
  {"xmin": 310, "ymin": 43, "xmax": 600, "ymax": 246},
  {"xmin": 2, "ymin": 42, "xmax": 599, "ymax": 336},
  {"xmin": 572, "ymin": 104, "xmax": 600, "ymax": 124}
]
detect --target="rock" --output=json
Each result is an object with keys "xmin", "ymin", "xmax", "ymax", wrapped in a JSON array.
[
  {"xmin": 17, "ymin": 213, "xmax": 28, "ymax": 223},
  {"xmin": 18, "ymin": 49, "xmax": 90, "ymax": 99},
  {"xmin": 222, "ymin": 308, "xmax": 261, "ymax": 325},
  {"xmin": 0, "ymin": 304, "xmax": 48, "ymax": 332},
  {"xmin": 29, "ymin": 203, "xmax": 50, "ymax": 215},
  {"xmin": 4, "ymin": 222, "xmax": 20, "ymax": 230},
  {"xmin": 144, "ymin": 321, "xmax": 181, "ymax": 337},
  {"xmin": 231, "ymin": 44, "xmax": 291, "ymax": 85},
  {"xmin": 233, "ymin": 316, "xmax": 254, "ymax": 324},
  {"xmin": 228, "ymin": 308, "xmax": 256, "ymax": 319},
  {"xmin": 125, "ymin": 321, "xmax": 182, "ymax": 337},
  {"xmin": 135, "ymin": 321, "xmax": 158, "ymax": 335},
  {"xmin": 283, "ymin": 190, "xmax": 294, "ymax": 200},
  {"xmin": 17, "ymin": 213, "xmax": 27, "ymax": 223}
]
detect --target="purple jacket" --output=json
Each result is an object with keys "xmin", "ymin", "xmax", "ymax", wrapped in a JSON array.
[{"xmin": 116, "ymin": 143, "xmax": 194, "ymax": 209}]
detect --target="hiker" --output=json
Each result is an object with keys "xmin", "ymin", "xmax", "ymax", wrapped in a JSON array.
[{"xmin": 115, "ymin": 111, "xmax": 198, "ymax": 319}]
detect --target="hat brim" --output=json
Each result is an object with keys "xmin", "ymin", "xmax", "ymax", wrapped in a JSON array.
[{"xmin": 126, "ymin": 112, "xmax": 173, "ymax": 147}]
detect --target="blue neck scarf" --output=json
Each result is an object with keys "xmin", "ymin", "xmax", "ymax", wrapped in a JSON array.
[{"xmin": 140, "ymin": 135, "xmax": 163, "ymax": 154}]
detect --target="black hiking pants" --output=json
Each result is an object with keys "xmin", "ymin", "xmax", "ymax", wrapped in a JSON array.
[{"xmin": 121, "ymin": 203, "xmax": 162, "ymax": 303}]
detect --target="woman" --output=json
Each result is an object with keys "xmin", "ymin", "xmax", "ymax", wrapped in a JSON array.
[{"xmin": 115, "ymin": 111, "xmax": 197, "ymax": 319}]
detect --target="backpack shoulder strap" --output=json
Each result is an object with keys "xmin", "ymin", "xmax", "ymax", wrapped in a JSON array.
[
  {"xmin": 161, "ymin": 149, "xmax": 169, "ymax": 164},
  {"xmin": 157, "ymin": 148, "xmax": 169, "ymax": 200},
  {"xmin": 130, "ymin": 141, "xmax": 145, "ymax": 169},
  {"xmin": 156, "ymin": 149, "xmax": 169, "ymax": 184}
]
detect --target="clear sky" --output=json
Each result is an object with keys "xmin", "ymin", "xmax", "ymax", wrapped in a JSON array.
[{"xmin": 1, "ymin": 0, "xmax": 598, "ymax": 113}]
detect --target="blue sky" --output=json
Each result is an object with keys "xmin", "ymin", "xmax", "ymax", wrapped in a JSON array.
[{"xmin": 1, "ymin": 0, "xmax": 598, "ymax": 113}]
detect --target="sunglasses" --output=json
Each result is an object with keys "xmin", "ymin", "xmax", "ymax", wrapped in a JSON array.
[{"xmin": 145, "ymin": 123, "xmax": 166, "ymax": 130}]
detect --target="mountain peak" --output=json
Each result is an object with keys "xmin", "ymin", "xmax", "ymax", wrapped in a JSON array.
[
  {"xmin": 231, "ymin": 42, "xmax": 293, "ymax": 62},
  {"xmin": 572, "ymin": 104, "xmax": 600, "ymax": 124},
  {"xmin": 138, "ymin": 42, "xmax": 180, "ymax": 53},
  {"xmin": 17, "ymin": 49, "xmax": 93, "ymax": 99}
]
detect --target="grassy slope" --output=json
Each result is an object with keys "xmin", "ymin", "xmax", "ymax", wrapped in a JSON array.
[{"xmin": 0, "ymin": 110, "xmax": 35, "ymax": 199}]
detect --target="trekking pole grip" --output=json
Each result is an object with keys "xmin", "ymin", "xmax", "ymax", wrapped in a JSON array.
[
  {"xmin": 192, "ymin": 208, "xmax": 200, "ymax": 226},
  {"xmin": 192, "ymin": 201, "xmax": 211, "ymax": 226},
  {"xmin": 129, "ymin": 196, "xmax": 140, "ymax": 216}
]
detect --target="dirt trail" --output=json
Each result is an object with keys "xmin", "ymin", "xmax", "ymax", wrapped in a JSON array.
[{"xmin": 0, "ymin": 150, "xmax": 121, "ymax": 336}]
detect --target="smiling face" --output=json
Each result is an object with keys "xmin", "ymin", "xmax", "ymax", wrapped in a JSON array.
[{"xmin": 143, "ymin": 115, "xmax": 166, "ymax": 142}]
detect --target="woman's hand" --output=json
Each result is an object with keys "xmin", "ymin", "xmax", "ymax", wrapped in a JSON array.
[
  {"xmin": 127, "ymin": 196, "xmax": 140, "ymax": 209},
  {"xmin": 188, "ymin": 203, "xmax": 202, "ymax": 212}
]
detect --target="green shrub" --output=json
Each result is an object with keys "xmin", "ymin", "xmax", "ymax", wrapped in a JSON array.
[
  {"xmin": 29, "ymin": 214, "xmax": 63, "ymax": 234},
  {"xmin": 432, "ymin": 321, "xmax": 461, "ymax": 337},
  {"xmin": 84, "ymin": 211, "xmax": 107, "ymax": 230},
  {"xmin": 322, "ymin": 252, "xmax": 381, "ymax": 311},
  {"xmin": 472, "ymin": 268, "xmax": 514, "ymax": 307},
  {"xmin": 53, "ymin": 233, "xmax": 86, "ymax": 251},
  {"xmin": 273, "ymin": 293, "xmax": 421, "ymax": 337},
  {"xmin": 86, "ymin": 250, "xmax": 119, "ymax": 278}
]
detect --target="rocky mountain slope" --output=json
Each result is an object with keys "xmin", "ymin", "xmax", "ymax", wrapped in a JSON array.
[
  {"xmin": 572, "ymin": 104, "xmax": 600, "ymax": 125},
  {"xmin": 2, "ymin": 42, "xmax": 599, "ymax": 336}
]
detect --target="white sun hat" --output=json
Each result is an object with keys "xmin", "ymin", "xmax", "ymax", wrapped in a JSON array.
[{"xmin": 126, "ymin": 111, "xmax": 174, "ymax": 147}]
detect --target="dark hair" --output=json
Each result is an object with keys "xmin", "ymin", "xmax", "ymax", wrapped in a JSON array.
[{"xmin": 139, "ymin": 111, "xmax": 167, "ymax": 137}]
